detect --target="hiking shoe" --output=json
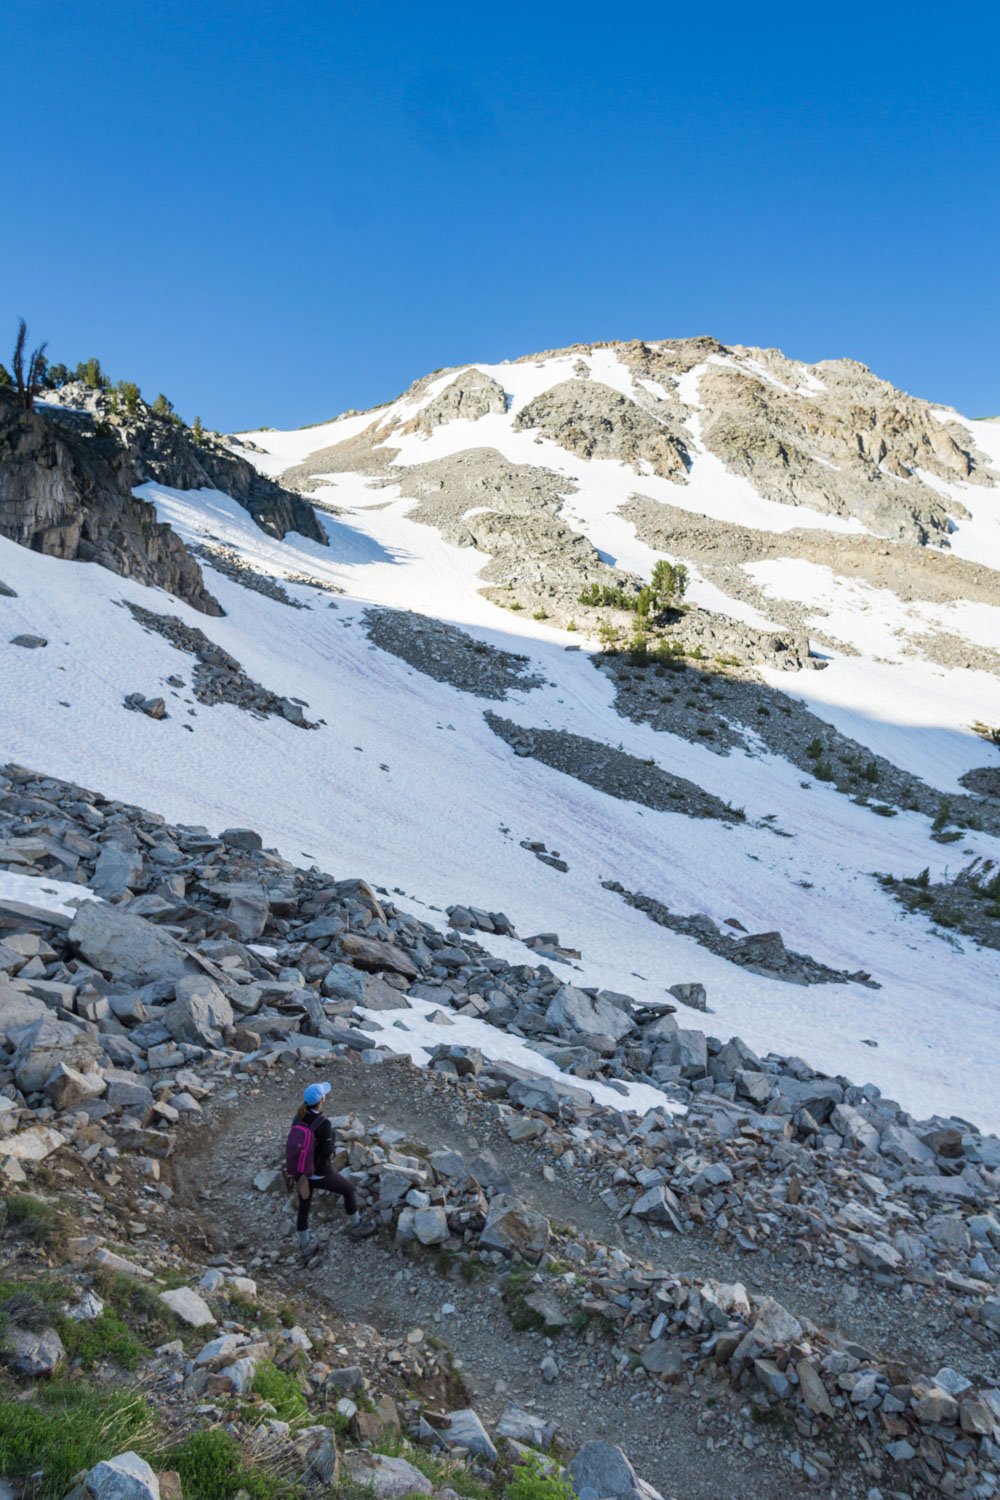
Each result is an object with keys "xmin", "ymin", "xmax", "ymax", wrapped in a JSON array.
[{"xmin": 347, "ymin": 1215, "xmax": 378, "ymax": 1239}]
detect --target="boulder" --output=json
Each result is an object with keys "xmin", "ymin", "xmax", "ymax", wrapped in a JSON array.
[
  {"xmin": 91, "ymin": 845, "xmax": 144, "ymax": 901},
  {"xmin": 412, "ymin": 1206, "xmax": 450, "ymax": 1246},
  {"xmin": 568, "ymin": 1440, "xmax": 664, "ymax": 1500},
  {"xmin": 158, "ymin": 1287, "xmax": 216, "ymax": 1327},
  {"xmin": 479, "ymin": 1194, "xmax": 550, "ymax": 1262},
  {"xmin": 44, "ymin": 1062, "xmax": 107, "ymax": 1109},
  {"xmin": 70, "ymin": 900, "xmax": 195, "ymax": 984},
  {"xmin": 667, "ymin": 982, "xmax": 707, "ymax": 1011},
  {"xmin": 162, "ymin": 975, "xmax": 233, "ymax": 1045},
  {"xmin": 11, "ymin": 1015, "xmax": 100, "ymax": 1093},
  {"xmin": 2, "ymin": 1125, "xmax": 66, "ymax": 1162},
  {"xmin": 441, "ymin": 1408, "xmax": 498, "ymax": 1462},
  {"xmin": 227, "ymin": 892, "xmax": 269, "ymax": 942},
  {"xmin": 85, "ymin": 1452, "xmax": 161, "ymax": 1500},
  {"xmin": 339, "ymin": 933, "xmax": 418, "ymax": 978},
  {"xmin": 7, "ymin": 1325, "xmax": 65, "ymax": 1376},
  {"xmin": 545, "ymin": 985, "xmax": 635, "ymax": 1044},
  {"xmin": 341, "ymin": 1452, "xmax": 432, "ymax": 1498}
]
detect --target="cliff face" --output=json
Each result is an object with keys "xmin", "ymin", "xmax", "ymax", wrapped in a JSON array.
[
  {"xmin": 40, "ymin": 383, "xmax": 327, "ymax": 545},
  {"xmin": 0, "ymin": 397, "xmax": 222, "ymax": 615}
]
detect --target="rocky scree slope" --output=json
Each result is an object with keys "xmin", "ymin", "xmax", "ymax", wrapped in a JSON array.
[{"xmin": 2, "ymin": 765, "xmax": 1000, "ymax": 1499}]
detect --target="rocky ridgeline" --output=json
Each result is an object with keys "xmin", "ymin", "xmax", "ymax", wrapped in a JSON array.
[
  {"xmin": 40, "ymin": 383, "xmax": 325, "ymax": 547},
  {"xmin": 1, "ymin": 764, "xmax": 1000, "ymax": 1497},
  {"xmin": 0, "ymin": 394, "xmax": 220, "ymax": 617},
  {"xmin": 124, "ymin": 602, "xmax": 316, "ymax": 727}
]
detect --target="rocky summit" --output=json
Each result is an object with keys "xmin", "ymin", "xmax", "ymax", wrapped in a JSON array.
[{"xmin": 1, "ymin": 335, "xmax": 999, "ymax": 1500}]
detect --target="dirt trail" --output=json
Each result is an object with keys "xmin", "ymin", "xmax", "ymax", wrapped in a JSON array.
[{"xmin": 171, "ymin": 1057, "xmax": 959, "ymax": 1500}]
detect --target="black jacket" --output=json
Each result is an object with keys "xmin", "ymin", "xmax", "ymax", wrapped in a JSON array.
[{"xmin": 299, "ymin": 1108, "xmax": 334, "ymax": 1174}]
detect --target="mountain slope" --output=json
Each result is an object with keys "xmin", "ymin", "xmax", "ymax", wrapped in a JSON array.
[{"xmin": 2, "ymin": 336, "xmax": 999, "ymax": 1132}]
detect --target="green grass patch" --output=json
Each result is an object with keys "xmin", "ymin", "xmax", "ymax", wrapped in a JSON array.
[
  {"xmin": 0, "ymin": 1276, "xmax": 72, "ymax": 1338},
  {"xmin": 166, "ymin": 1427, "xmax": 297, "ymax": 1500},
  {"xmin": 250, "ymin": 1360, "xmax": 310, "ymax": 1426},
  {"xmin": 506, "ymin": 1453, "xmax": 573, "ymax": 1500},
  {"xmin": 0, "ymin": 1380, "xmax": 158, "ymax": 1500},
  {"xmin": 1, "ymin": 1195, "xmax": 71, "ymax": 1253},
  {"xmin": 57, "ymin": 1308, "xmax": 144, "ymax": 1371},
  {"xmin": 93, "ymin": 1270, "xmax": 179, "ymax": 1346}
]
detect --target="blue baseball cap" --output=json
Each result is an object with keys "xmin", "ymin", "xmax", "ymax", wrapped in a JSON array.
[{"xmin": 303, "ymin": 1081, "xmax": 331, "ymax": 1107}]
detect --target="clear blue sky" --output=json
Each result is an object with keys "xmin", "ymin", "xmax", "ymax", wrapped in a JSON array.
[{"xmin": 4, "ymin": 1, "xmax": 998, "ymax": 431}]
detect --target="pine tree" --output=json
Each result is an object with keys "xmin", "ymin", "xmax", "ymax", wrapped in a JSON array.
[
  {"xmin": 11, "ymin": 319, "xmax": 49, "ymax": 410},
  {"xmin": 192, "ymin": 415, "xmax": 205, "ymax": 444},
  {"xmin": 117, "ymin": 381, "xmax": 141, "ymax": 418},
  {"xmin": 0, "ymin": 362, "xmax": 11, "ymax": 391}
]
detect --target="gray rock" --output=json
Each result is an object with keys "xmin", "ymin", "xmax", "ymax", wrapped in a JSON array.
[
  {"xmin": 442, "ymin": 1408, "xmax": 498, "ymax": 1462},
  {"xmin": 91, "ymin": 844, "xmax": 144, "ymax": 900},
  {"xmin": 545, "ymin": 984, "xmax": 635, "ymax": 1043},
  {"xmin": 70, "ymin": 899, "xmax": 196, "ymax": 984},
  {"xmin": 85, "ymin": 1452, "xmax": 160, "ymax": 1500},
  {"xmin": 479, "ymin": 1194, "xmax": 550, "ymax": 1261},
  {"xmin": 342, "ymin": 1452, "xmax": 432, "ymax": 1498},
  {"xmin": 7, "ymin": 1325, "xmax": 65, "ymax": 1376},
  {"xmin": 10, "ymin": 635, "xmax": 47, "ymax": 648},
  {"xmin": 162, "ymin": 974, "xmax": 233, "ymax": 1045},
  {"xmin": 44, "ymin": 1061, "xmax": 107, "ymax": 1109},
  {"xmin": 158, "ymin": 1287, "xmax": 216, "ymax": 1327},
  {"xmin": 11, "ymin": 1015, "xmax": 100, "ymax": 1093},
  {"xmin": 667, "ymin": 982, "xmax": 707, "ymax": 1011},
  {"xmin": 412, "ymin": 1206, "xmax": 450, "ymax": 1245},
  {"xmin": 568, "ymin": 1440, "xmax": 664, "ymax": 1500}
]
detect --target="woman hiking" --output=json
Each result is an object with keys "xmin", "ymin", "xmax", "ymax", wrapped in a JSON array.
[{"xmin": 288, "ymin": 1081, "xmax": 376, "ymax": 1254}]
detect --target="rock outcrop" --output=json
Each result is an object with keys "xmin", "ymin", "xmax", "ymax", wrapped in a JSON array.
[
  {"xmin": 40, "ymin": 382, "xmax": 326, "ymax": 545},
  {"xmin": 0, "ymin": 395, "xmax": 221, "ymax": 615}
]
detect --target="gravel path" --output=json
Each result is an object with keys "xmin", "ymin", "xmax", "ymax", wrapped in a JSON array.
[{"xmin": 171, "ymin": 1057, "xmax": 974, "ymax": 1500}]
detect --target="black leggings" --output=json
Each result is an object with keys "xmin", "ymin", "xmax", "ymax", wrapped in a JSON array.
[{"xmin": 296, "ymin": 1170, "xmax": 358, "ymax": 1230}]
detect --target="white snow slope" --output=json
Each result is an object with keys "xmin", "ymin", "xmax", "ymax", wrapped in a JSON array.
[{"xmin": 3, "ymin": 346, "xmax": 999, "ymax": 1129}]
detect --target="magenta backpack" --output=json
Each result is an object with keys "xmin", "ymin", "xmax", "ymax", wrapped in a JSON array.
[{"xmin": 285, "ymin": 1118, "xmax": 316, "ymax": 1184}]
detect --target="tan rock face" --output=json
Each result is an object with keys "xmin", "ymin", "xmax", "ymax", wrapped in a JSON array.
[
  {"xmin": 697, "ymin": 352, "xmax": 993, "ymax": 541},
  {"xmin": 400, "ymin": 368, "xmax": 507, "ymax": 434},
  {"xmin": 513, "ymin": 379, "xmax": 690, "ymax": 481}
]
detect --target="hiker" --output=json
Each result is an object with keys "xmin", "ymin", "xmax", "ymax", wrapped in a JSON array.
[{"xmin": 286, "ymin": 1081, "xmax": 375, "ymax": 1253}]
